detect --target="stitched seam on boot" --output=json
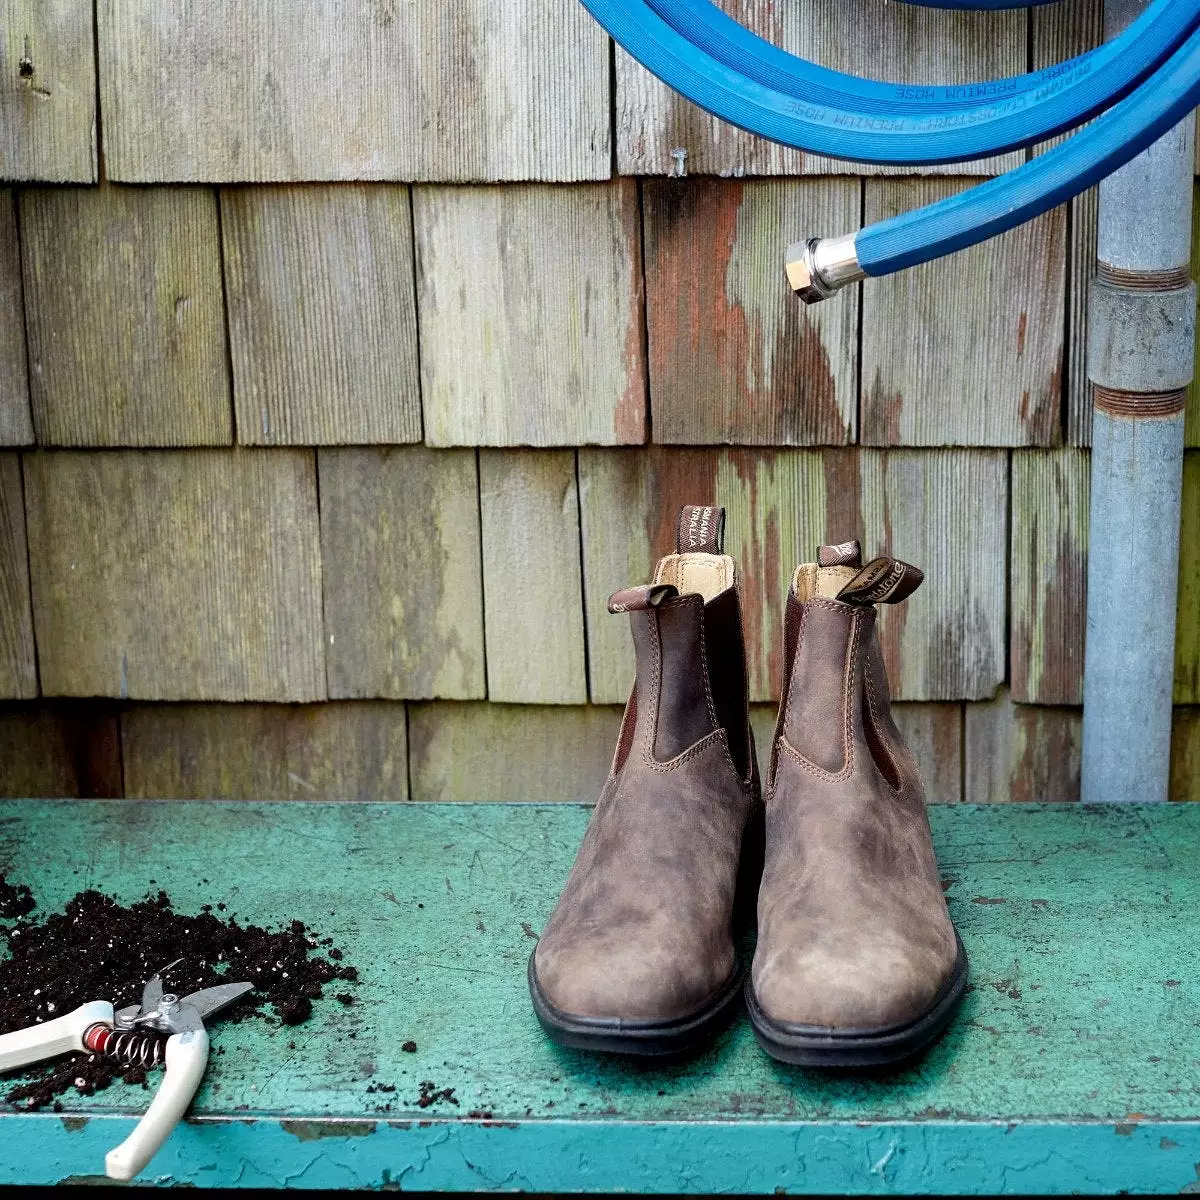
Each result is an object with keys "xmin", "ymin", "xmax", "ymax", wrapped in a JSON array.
[
  {"xmin": 775, "ymin": 606, "xmax": 859, "ymax": 784},
  {"xmin": 863, "ymin": 659, "xmax": 903, "ymax": 797}
]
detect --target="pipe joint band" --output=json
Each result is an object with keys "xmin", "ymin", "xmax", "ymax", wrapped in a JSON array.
[
  {"xmin": 1092, "ymin": 385, "xmax": 1187, "ymax": 417},
  {"xmin": 1087, "ymin": 276, "xmax": 1197, "ymax": 392}
]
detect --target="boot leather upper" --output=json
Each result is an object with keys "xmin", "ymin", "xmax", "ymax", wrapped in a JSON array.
[
  {"xmin": 752, "ymin": 544, "xmax": 960, "ymax": 1032},
  {"xmin": 533, "ymin": 506, "xmax": 760, "ymax": 1023}
]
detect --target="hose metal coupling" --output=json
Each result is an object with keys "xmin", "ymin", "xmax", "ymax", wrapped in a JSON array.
[{"xmin": 785, "ymin": 234, "xmax": 864, "ymax": 304}]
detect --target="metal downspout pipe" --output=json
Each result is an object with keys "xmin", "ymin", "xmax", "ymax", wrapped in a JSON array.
[{"xmin": 1081, "ymin": 0, "xmax": 1196, "ymax": 801}]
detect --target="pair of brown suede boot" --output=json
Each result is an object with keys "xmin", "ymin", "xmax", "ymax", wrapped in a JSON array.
[{"xmin": 529, "ymin": 505, "xmax": 967, "ymax": 1066}]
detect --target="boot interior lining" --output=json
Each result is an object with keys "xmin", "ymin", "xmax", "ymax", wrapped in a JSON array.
[
  {"xmin": 654, "ymin": 552, "xmax": 734, "ymax": 602},
  {"xmin": 792, "ymin": 563, "xmax": 858, "ymax": 603}
]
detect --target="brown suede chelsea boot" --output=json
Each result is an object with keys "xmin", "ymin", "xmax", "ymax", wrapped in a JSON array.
[
  {"xmin": 747, "ymin": 540, "xmax": 967, "ymax": 1067},
  {"xmin": 529, "ymin": 505, "xmax": 762, "ymax": 1056}
]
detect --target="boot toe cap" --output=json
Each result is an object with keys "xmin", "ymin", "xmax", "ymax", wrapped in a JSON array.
[
  {"xmin": 533, "ymin": 935, "xmax": 734, "ymax": 1023},
  {"xmin": 752, "ymin": 938, "xmax": 957, "ymax": 1031}
]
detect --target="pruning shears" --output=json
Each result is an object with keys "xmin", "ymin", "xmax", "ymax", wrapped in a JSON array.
[{"xmin": 0, "ymin": 965, "xmax": 252, "ymax": 1180}]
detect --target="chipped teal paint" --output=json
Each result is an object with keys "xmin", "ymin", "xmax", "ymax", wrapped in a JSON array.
[{"xmin": 0, "ymin": 801, "xmax": 1198, "ymax": 1191}]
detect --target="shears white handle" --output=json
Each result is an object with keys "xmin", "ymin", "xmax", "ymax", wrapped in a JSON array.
[
  {"xmin": 0, "ymin": 1001, "xmax": 114, "ymax": 1071},
  {"xmin": 105, "ymin": 1027, "xmax": 209, "ymax": 1182}
]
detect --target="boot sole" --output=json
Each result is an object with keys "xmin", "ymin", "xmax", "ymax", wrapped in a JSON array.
[
  {"xmin": 527, "ymin": 953, "xmax": 745, "ymax": 1057},
  {"xmin": 744, "ymin": 935, "xmax": 969, "ymax": 1068}
]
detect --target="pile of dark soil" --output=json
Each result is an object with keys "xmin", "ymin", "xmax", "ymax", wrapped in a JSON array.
[{"xmin": 0, "ymin": 876, "xmax": 357, "ymax": 1110}]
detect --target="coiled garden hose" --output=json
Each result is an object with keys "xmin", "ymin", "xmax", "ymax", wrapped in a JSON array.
[{"xmin": 580, "ymin": 0, "xmax": 1200, "ymax": 301}]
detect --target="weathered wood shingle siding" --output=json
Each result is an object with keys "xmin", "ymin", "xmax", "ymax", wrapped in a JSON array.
[
  {"xmin": 97, "ymin": 0, "xmax": 610, "ymax": 182},
  {"xmin": 0, "ymin": 0, "xmax": 1196, "ymax": 803}
]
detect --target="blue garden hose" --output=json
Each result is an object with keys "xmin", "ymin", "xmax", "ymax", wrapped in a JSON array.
[{"xmin": 579, "ymin": 0, "xmax": 1200, "ymax": 299}]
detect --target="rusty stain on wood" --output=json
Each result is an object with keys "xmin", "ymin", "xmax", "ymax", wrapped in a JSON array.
[
  {"xmin": 408, "ymin": 701, "xmax": 623, "ymax": 802},
  {"xmin": 862, "ymin": 178, "xmax": 1065, "ymax": 448},
  {"xmin": 19, "ymin": 184, "xmax": 231, "ymax": 447},
  {"xmin": 0, "ymin": 1, "xmax": 96, "ymax": 181},
  {"xmin": 479, "ymin": 450, "xmax": 588, "ymax": 704},
  {"xmin": 0, "ymin": 193, "xmax": 33, "ymax": 446},
  {"xmin": 319, "ymin": 446, "xmax": 485, "ymax": 700},
  {"xmin": 415, "ymin": 182, "xmax": 646, "ymax": 448},
  {"xmin": 642, "ymin": 178, "xmax": 856, "ymax": 445},
  {"xmin": 965, "ymin": 690, "xmax": 1082, "ymax": 803},
  {"xmin": 617, "ymin": 0, "xmax": 1023, "ymax": 178},
  {"xmin": 123, "ymin": 701, "xmax": 408, "ymax": 800},
  {"xmin": 1011, "ymin": 450, "xmax": 1089, "ymax": 705},
  {"xmin": 221, "ymin": 184, "xmax": 422, "ymax": 446},
  {"xmin": 97, "ymin": 0, "xmax": 608, "ymax": 183},
  {"xmin": 23, "ymin": 449, "xmax": 325, "ymax": 701},
  {"xmin": 0, "ymin": 453, "xmax": 36, "ymax": 699}
]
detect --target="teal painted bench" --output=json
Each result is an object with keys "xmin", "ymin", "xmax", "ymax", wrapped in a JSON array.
[{"xmin": 0, "ymin": 799, "xmax": 1197, "ymax": 1192}]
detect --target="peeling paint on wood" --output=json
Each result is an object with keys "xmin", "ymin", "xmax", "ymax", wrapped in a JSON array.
[
  {"xmin": 415, "ymin": 182, "xmax": 646, "ymax": 448},
  {"xmin": 642, "ymin": 178, "xmax": 857, "ymax": 445},
  {"xmin": 23, "ymin": 449, "xmax": 325, "ymax": 701},
  {"xmin": 1011, "ymin": 450, "xmax": 1089, "ymax": 705},
  {"xmin": 408, "ymin": 702, "xmax": 622, "ymax": 801},
  {"xmin": 221, "ymin": 185, "xmax": 421, "ymax": 446},
  {"xmin": 0, "ymin": 193, "xmax": 32, "ymax": 446},
  {"xmin": 1175, "ymin": 451, "xmax": 1199, "ymax": 703},
  {"xmin": 98, "ymin": 0, "xmax": 608, "ymax": 183},
  {"xmin": 479, "ymin": 450, "xmax": 587, "ymax": 704},
  {"xmin": 617, "ymin": 0, "xmax": 1023, "ymax": 178},
  {"xmin": 19, "ymin": 184, "xmax": 231, "ymax": 447},
  {"xmin": 122, "ymin": 702, "xmax": 408, "ymax": 800},
  {"xmin": 319, "ymin": 446, "xmax": 485, "ymax": 700},
  {"xmin": 0, "ymin": 0, "xmax": 96, "ymax": 181},
  {"xmin": 964, "ymin": 690, "xmax": 1082, "ymax": 803},
  {"xmin": 0, "ymin": 701, "xmax": 121, "ymax": 797},
  {"xmin": 4, "ymin": 799, "xmax": 1200, "ymax": 1192},
  {"xmin": 0, "ymin": 454, "xmax": 35, "ymax": 699},
  {"xmin": 862, "ymin": 179, "xmax": 1065, "ymax": 447}
]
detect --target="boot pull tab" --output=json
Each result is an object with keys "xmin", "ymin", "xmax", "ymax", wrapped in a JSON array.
[
  {"xmin": 608, "ymin": 584, "xmax": 679, "ymax": 614},
  {"xmin": 675, "ymin": 505, "xmax": 725, "ymax": 555},
  {"xmin": 837, "ymin": 557, "xmax": 924, "ymax": 606},
  {"xmin": 817, "ymin": 540, "xmax": 862, "ymax": 568}
]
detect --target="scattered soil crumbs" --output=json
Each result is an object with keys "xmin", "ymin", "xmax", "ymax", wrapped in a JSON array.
[
  {"xmin": 401, "ymin": 1040, "xmax": 417, "ymax": 1053},
  {"xmin": 417, "ymin": 1079, "xmax": 458, "ymax": 1109},
  {"xmin": 0, "ymin": 878, "xmax": 35, "ymax": 921},
  {"xmin": 0, "ymin": 875, "xmax": 357, "ymax": 1110}
]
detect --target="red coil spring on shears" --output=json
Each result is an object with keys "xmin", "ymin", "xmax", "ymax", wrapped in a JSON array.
[{"xmin": 83, "ymin": 1023, "xmax": 166, "ymax": 1070}]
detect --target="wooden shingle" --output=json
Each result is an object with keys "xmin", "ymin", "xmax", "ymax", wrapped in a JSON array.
[
  {"xmin": 24, "ymin": 449, "xmax": 325, "ymax": 701},
  {"xmin": 20, "ymin": 185, "xmax": 231, "ymax": 446},
  {"xmin": 1170, "ymin": 706, "xmax": 1200, "ymax": 801},
  {"xmin": 320, "ymin": 447, "xmax": 485, "ymax": 701},
  {"xmin": 408, "ymin": 702, "xmax": 622, "ymax": 802},
  {"xmin": 0, "ymin": 702, "xmax": 122, "ymax": 798},
  {"xmin": 123, "ymin": 701, "xmax": 408, "ymax": 800},
  {"xmin": 965, "ymin": 691, "xmax": 1082, "ymax": 803},
  {"xmin": 415, "ymin": 182, "xmax": 646, "ymax": 447},
  {"xmin": 862, "ymin": 178, "xmax": 1065, "ymax": 447},
  {"xmin": 1176, "ymin": 451, "xmax": 1200, "ymax": 704},
  {"xmin": 642, "ymin": 178, "xmax": 857, "ymax": 445},
  {"xmin": 1065, "ymin": 189, "xmax": 1098, "ymax": 447},
  {"xmin": 1, "ymin": 0, "xmax": 96, "ymax": 181},
  {"xmin": 221, "ymin": 185, "xmax": 422, "ymax": 446},
  {"xmin": 616, "ymin": 0, "xmax": 1023, "ymax": 177},
  {"xmin": 479, "ymin": 450, "xmax": 587, "ymax": 704},
  {"xmin": 860, "ymin": 449, "xmax": 1007, "ymax": 701},
  {"xmin": 0, "ymin": 193, "xmax": 32, "ymax": 445},
  {"xmin": 98, "ymin": 0, "xmax": 608, "ymax": 183},
  {"xmin": 1011, "ymin": 450, "xmax": 1089, "ymax": 705},
  {"xmin": 0, "ymin": 454, "xmax": 36, "ymax": 699}
]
